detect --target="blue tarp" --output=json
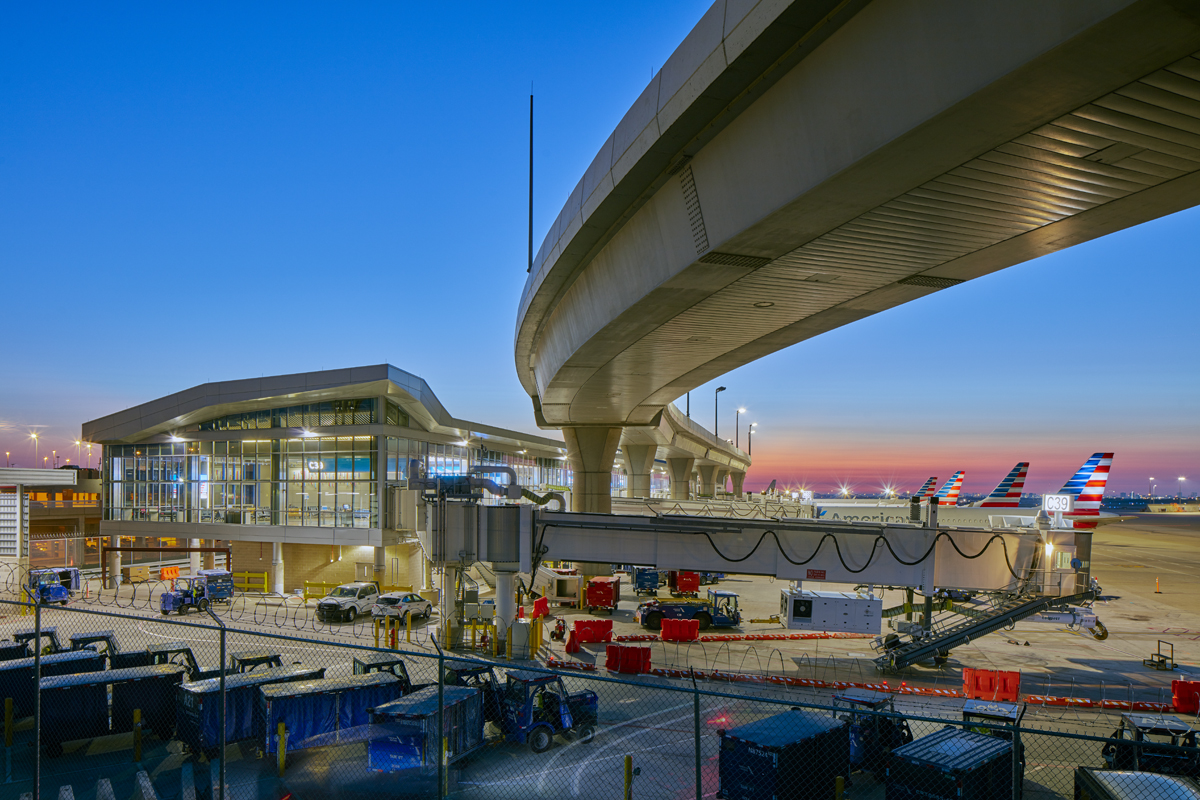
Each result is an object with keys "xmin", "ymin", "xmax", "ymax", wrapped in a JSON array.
[
  {"xmin": 0, "ymin": 650, "xmax": 105, "ymax": 718},
  {"xmin": 260, "ymin": 673, "xmax": 404, "ymax": 754},
  {"xmin": 177, "ymin": 665, "xmax": 325, "ymax": 752},
  {"xmin": 40, "ymin": 665, "xmax": 186, "ymax": 745},
  {"xmin": 369, "ymin": 685, "xmax": 483, "ymax": 770}
]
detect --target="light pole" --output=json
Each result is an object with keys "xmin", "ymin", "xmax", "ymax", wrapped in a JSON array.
[
  {"xmin": 1149, "ymin": 477, "xmax": 1155, "ymax": 499},
  {"xmin": 75, "ymin": 440, "xmax": 82, "ymax": 467},
  {"xmin": 714, "ymin": 386, "xmax": 726, "ymax": 437},
  {"xmin": 52, "ymin": 449, "xmax": 57, "ymax": 468},
  {"xmin": 4, "ymin": 452, "xmax": 8, "ymax": 467},
  {"xmin": 1180, "ymin": 476, "xmax": 1187, "ymax": 500},
  {"xmin": 748, "ymin": 423, "xmax": 757, "ymax": 457},
  {"xmin": 87, "ymin": 443, "xmax": 93, "ymax": 468},
  {"xmin": 686, "ymin": 392, "xmax": 690, "ymax": 418},
  {"xmin": 30, "ymin": 432, "xmax": 39, "ymax": 467},
  {"xmin": 736, "ymin": 408, "xmax": 746, "ymax": 448}
]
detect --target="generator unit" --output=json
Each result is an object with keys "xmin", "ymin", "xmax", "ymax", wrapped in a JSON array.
[{"xmin": 780, "ymin": 588, "xmax": 882, "ymax": 634}]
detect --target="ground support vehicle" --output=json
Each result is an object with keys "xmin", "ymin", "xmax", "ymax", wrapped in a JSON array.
[
  {"xmin": 1075, "ymin": 766, "xmax": 1200, "ymax": 800},
  {"xmin": 887, "ymin": 727, "xmax": 1018, "ymax": 800},
  {"xmin": 717, "ymin": 709, "xmax": 849, "ymax": 800},
  {"xmin": 667, "ymin": 570, "xmax": 700, "ymax": 597},
  {"xmin": 442, "ymin": 664, "xmax": 504, "ymax": 726},
  {"xmin": 12, "ymin": 627, "xmax": 64, "ymax": 655},
  {"xmin": 585, "ymin": 576, "xmax": 620, "ymax": 614},
  {"xmin": 0, "ymin": 650, "xmax": 105, "ymax": 718},
  {"xmin": 229, "ymin": 650, "xmax": 284, "ymax": 673},
  {"xmin": 367, "ymin": 685, "xmax": 485, "ymax": 772},
  {"xmin": 635, "ymin": 589, "xmax": 742, "ymax": 630},
  {"xmin": 316, "ymin": 581, "xmax": 380, "ymax": 623},
  {"xmin": 353, "ymin": 652, "xmax": 430, "ymax": 694},
  {"xmin": 176, "ymin": 664, "xmax": 325, "ymax": 758},
  {"xmin": 260, "ymin": 673, "xmax": 404, "ymax": 754},
  {"xmin": 39, "ymin": 664, "xmax": 186, "ymax": 757},
  {"xmin": 832, "ymin": 689, "xmax": 913, "ymax": 779},
  {"xmin": 962, "ymin": 699, "xmax": 1026, "ymax": 768},
  {"xmin": 632, "ymin": 568, "xmax": 660, "ymax": 596},
  {"xmin": 1102, "ymin": 714, "xmax": 1200, "ymax": 777},
  {"xmin": 701, "ymin": 572, "xmax": 725, "ymax": 585},
  {"xmin": 160, "ymin": 570, "xmax": 234, "ymax": 615},
  {"xmin": 372, "ymin": 591, "xmax": 434, "ymax": 622},
  {"xmin": 26, "ymin": 567, "xmax": 80, "ymax": 605},
  {"xmin": 499, "ymin": 669, "xmax": 598, "ymax": 753}
]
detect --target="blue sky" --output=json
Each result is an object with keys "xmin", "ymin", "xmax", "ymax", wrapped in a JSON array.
[{"xmin": 2, "ymin": 3, "xmax": 1196, "ymax": 495}]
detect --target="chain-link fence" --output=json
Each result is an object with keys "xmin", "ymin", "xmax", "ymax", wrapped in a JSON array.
[{"xmin": 1, "ymin": 595, "xmax": 1198, "ymax": 800}]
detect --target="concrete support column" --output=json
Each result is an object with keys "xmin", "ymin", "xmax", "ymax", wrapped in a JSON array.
[
  {"xmin": 715, "ymin": 468, "xmax": 729, "ymax": 496},
  {"xmin": 621, "ymin": 445, "xmax": 657, "ymax": 500},
  {"xmin": 494, "ymin": 570, "xmax": 516, "ymax": 641},
  {"xmin": 109, "ymin": 535, "xmax": 121, "ymax": 587},
  {"xmin": 188, "ymin": 539, "xmax": 201, "ymax": 575},
  {"xmin": 202, "ymin": 540, "xmax": 215, "ymax": 570},
  {"xmin": 730, "ymin": 471, "xmax": 746, "ymax": 499},
  {"xmin": 272, "ymin": 541, "xmax": 285, "ymax": 595},
  {"xmin": 697, "ymin": 464, "xmax": 719, "ymax": 498},
  {"xmin": 373, "ymin": 545, "xmax": 386, "ymax": 586},
  {"xmin": 666, "ymin": 458, "xmax": 695, "ymax": 500},
  {"xmin": 563, "ymin": 426, "xmax": 622, "ymax": 514}
]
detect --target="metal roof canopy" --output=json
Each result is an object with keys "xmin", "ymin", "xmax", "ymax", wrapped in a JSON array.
[{"xmin": 0, "ymin": 468, "xmax": 77, "ymax": 487}]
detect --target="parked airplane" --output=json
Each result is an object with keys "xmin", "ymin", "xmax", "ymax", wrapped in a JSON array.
[
  {"xmin": 931, "ymin": 471, "xmax": 965, "ymax": 505},
  {"xmin": 915, "ymin": 477, "xmax": 938, "ymax": 498},
  {"xmin": 818, "ymin": 454, "xmax": 1120, "ymax": 529},
  {"xmin": 974, "ymin": 462, "xmax": 1028, "ymax": 508}
]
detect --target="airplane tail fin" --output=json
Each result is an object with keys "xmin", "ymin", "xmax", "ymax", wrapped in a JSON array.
[
  {"xmin": 977, "ymin": 462, "xmax": 1029, "ymax": 508},
  {"xmin": 914, "ymin": 477, "xmax": 938, "ymax": 498},
  {"xmin": 933, "ymin": 471, "xmax": 965, "ymax": 505},
  {"xmin": 1060, "ymin": 453, "xmax": 1114, "ymax": 527}
]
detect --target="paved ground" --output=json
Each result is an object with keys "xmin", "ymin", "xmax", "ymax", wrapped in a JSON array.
[{"xmin": 1, "ymin": 513, "xmax": 1197, "ymax": 799}]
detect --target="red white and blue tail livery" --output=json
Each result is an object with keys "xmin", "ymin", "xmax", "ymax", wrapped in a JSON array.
[
  {"xmin": 915, "ymin": 477, "xmax": 938, "ymax": 498},
  {"xmin": 933, "ymin": 471, "xmax": 965, "ymax": 505},
  {"xmin": 977, "ymin": 462, "xmax": 1029, "ymax": 508},
  {"xmin": 1061, "ymin": 452, "xmax": 1114, "ymax": 528}
]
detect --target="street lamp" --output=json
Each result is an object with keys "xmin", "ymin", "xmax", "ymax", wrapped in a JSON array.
[
  {"xmin": 1180, "ymin": 476, "xmax": 1187, "ymax": 500},
  {"xmin": 4, "ymin": 452, "xmax": 8, "ymax": 467},
  {"xmin": 30, "ymin": 432, "xmax": 39, "ymax": 467},
  {"xmin": 86, "ymin": 442, "xmax": 93, "ymax": 468},
  {"xmin": 748, "ymin": 423, "xmax": 757, "ymax": 457},
  {"xmin": 736, "ymin": 408, "xmax": 746, "ymax": 449},
  {"xmin": 52, "ymin": 449, "xmax": 57, "ymax": 468},
  {"xmin": 1149, "ymin": 477, "xmax": 1155, "ymax": 499},
  {"xmin": 74, "ymin": 440, "xmax": 82, "ymax": 467},
  {"xmin": 714, "ymin": 386, "xmax": 726, "ymax": 437}
]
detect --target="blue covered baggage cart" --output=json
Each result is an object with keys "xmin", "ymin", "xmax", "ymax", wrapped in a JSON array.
[
  {"xmin": 367, "ymin": 685, "xmax": 484, "ymax": 773},
  {"xmin": 718, "ymin": 709, "xmax": 849, "ymax": 800},
  {"xmin": 40, "ymin": 664, "xmax": 186, "ymax": 756},
  {"xmin": 887, "ymin": 727, "xmax": 1017, "ymax": 800},
  {"xmin": 0, "ymin": 641, "xmax": 29, "ymax": 662},
  {"xmin": 632, "ymin": 568, "xmax": 660, "ymax": 597},
  {"xmin": 260, "ymin": 672, "xmax": 404, "ymax": 754},
  {"xmin": 177, "ymin": 664, "xmax": 326, "ymax": 757},
  {"xmin": 0, "ymin": 650, "xmax": 105, "ymax": 718}
]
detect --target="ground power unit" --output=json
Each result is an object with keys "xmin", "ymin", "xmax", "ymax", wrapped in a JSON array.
[{"xmin": 780, "ymin": 588, "xmax": 882, "ymax": 634}]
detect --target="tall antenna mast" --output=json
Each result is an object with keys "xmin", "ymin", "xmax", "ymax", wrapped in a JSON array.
[{"xmin": 527, "ymin": 92, "xmax": 534, "ymax": 273}]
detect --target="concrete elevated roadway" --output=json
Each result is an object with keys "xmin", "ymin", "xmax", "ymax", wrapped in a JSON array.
[{"xmin": 516, "ymin": 0, "xmax": 1200, "ymax": 511}]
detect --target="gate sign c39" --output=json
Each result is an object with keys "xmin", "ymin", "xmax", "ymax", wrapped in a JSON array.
[{"xmin": 1042, "ymin": 494, "xmax": 1074, "ymax": 513}]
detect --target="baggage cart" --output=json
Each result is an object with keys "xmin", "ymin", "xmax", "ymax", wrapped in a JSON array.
[
  {"xmin": 717, "ymin": 709, "xmax": 849, "ymax": 800},
  {"xmin": 887, "ymin": 727, "xmax": 1016, "ymax": 800},
  {"xmin": 367, "ymin": 685, "xmax": 485, "ymax": 772},
  {"xmin": 259, "ymin": 672, "xmax": 404, "ymax": 754},
  {"xmin": 176, "ymin": 664, "xmax": 325, "ymax": 757},
  {"xmin": 1075, "ymin": 767, "xmax": 1200, "ymax": 800},
  {"xmin": 586, "ymin": 576, "xmax": 620, "ymax": 614},
  {"xmin": 0, "ymin": 650, "xmax": 105, "ymax": 718}
]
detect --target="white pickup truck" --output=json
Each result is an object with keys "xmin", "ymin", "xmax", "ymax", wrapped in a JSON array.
[{"xmin": 316, "ymin": 582, "xmax": 379, "ymax": 623}]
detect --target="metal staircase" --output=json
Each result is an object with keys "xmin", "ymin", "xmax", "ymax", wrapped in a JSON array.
[{"xmin": 874, "ymin": 590, "xmax": 1095, "ymax": 671}]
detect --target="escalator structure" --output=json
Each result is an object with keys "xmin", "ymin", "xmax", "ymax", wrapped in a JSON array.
[{"xmin": 873, "ymin": 589, "xmax": 1096, "ymax": 671}]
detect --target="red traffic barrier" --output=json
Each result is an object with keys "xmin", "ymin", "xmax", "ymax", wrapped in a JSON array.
[
  {"xmin": 963, "ymin": 668, "xmax": 1020, "ymax": 701},
  {"xmin": 661, "ymin": 618, "xmax": 700, "ymax": 642},
  {"xmin": 565, "ymin": 629, "xmax": 581, "ymax": 654},
  {"xmin": 605, "ymin": 644, "xmax": 651, "ymax": 675},
  {"xmin": 1173, "ymin": 680, "xmax": 1200, "ymax": 714},
  {"xmin": 532, "ymin": 596, "xmax": 549, "ymax": 619},
  {"xmin": 573, "ymin": 618, "xmax": 614, "ymax": 644},
  {"xmin": 547, "ymin": 656, "xmax": 596, "ymax": 671}
]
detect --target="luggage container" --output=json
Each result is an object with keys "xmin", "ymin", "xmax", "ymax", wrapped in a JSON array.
[
  {"xmin": 260, "ymin": 672, "xmax": 404, "ymax": 754},
  {"xmin": 39, "ymin": 664, "xmax": 187, "ymax": 756},
  {"xmin": 176, "ymin": 664, "xmax": 326, "ymax": 757},
  {"xmin": 585, "ymin": 576, "xmax": 620, "ymax": 614},
  {"xmin": 668, "ymin": 571, "xmax": 700, "ymax": 597},
  {"xmin": 717, "ymin": 709, "xmax": 849, "ymax": 800},
  {"xmin": 887, "ymin": 727, "xmax": 1016, "ymax": 800},
  {"xmin": 0, "ymin": 641, "xmax": 30, "ymax": 662},
  {"xmin": 1075, "ymin": 767, "xmax": 1200, "ymax": 800},
  {"xmin": 633, "ymin": 568, "xmax": 659, "ymax": 596},
  {"xmin": 353, "ymin": 651, "xmax": 426, "ymax": 693},
  {"xmin": 1102, "ymin": 714, "xmax": 1200, "ymax": 777},
  {"xmin": 0, "ymin": 650, "xmax": 105, "ymax": 718},
  {"xmin": 833, "ymin": 689, "xmax": 913, "ymax": 777},
  {"xmin": 367, "ymin": 685, "xmax": 484, "ymax": 772}
]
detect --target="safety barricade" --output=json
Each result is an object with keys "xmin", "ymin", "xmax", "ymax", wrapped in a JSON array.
[
  {"xmin": 532, "ymin": 596, "xmax": 549, "ymax": 619},
  {"xmin": 605, "ymin": 644, "xmax": 651, "ymax": 675},
  {"xmin": 963, "ymin": 668, "xmax": 1020, "ymax": 701},
  {"xmin": 1173, "ymin": 679, "xmax": 1200, "ymax": 714},
  {"xmin": 159, "ymin": 566, "xmax": 180, "ymax": 581},
  {"xmin": 660, "ymin": 618, "xmax": 700, "ymax": 642},
  {"xmin": 572, "ymin": 619, "xmax": 613, "ymax": 644},
  {"xmin": 546, "ymin": 657, "xmax": 596, "ymax": 671}
]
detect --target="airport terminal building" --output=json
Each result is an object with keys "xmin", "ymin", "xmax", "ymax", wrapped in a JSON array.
[{"xmin": 77, "ymin": 364, "xmax": 748, "ymax": 593}]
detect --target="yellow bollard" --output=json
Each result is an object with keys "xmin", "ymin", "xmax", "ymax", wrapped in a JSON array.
[
  {"xmin": 836, "ymin": 775, "xmax": 845, "ymax": 800},
  {"xmin": 374, "ymin": 618, "xmax": 381, "ymax": 648},
  {"xmin": 506, "ymin": 628, "xmax": 513, "ymax": 660},
  {"xmin": 406, "ymin": 610, "xmax": 412, "ymax": 643},
  {"xmin": 133, "ymin": 708, "xmax": 142, "ymax": 762},
  {"xmin": 624, "ymin": 754, "xmax": 633, "ymax": 800},
  {"xmin": 277, "ymin": 722, "xmax": 287, "ymax": 776},
  {"xmin": 443, "ymin": 736, "xmax": 450, "ymax": 795},
  {"xmin": 4, "ymin": 697, "xmax": 12, "ymax": 748},
  {"xmin": 491, "ymin": 623, "xmax": 498, "ymax": 658},
  {"xmin": 471, "ymin": 623, "xmax": 477, "ymax": 651}
]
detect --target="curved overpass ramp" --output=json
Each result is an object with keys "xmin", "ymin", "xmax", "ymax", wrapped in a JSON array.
[{"xmin": 517, "ymin": 0, "xmax": 1200, "ymax": 509}]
